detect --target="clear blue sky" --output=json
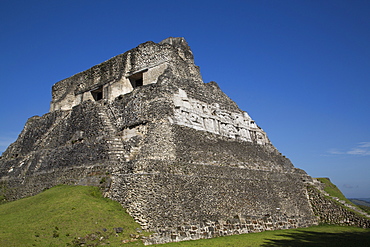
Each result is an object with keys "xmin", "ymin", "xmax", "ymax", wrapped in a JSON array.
[{"xmin": 1, "ymin": 0, "xmax": 369, "ymax": 198}]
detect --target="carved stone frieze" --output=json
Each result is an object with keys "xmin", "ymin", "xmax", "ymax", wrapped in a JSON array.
[{"xmin": 173, "ymin": 89, "xmax": 270, "ymax": 145}]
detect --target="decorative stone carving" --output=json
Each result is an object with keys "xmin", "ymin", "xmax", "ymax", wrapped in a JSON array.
[{"xmin": 173, "ymin": 89, "xmax": 269, "ymax": 145}]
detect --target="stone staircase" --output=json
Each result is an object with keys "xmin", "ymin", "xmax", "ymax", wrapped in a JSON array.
[{"xmin": 96, "ymin": 103, "xmax": 125, "ymax": 162}]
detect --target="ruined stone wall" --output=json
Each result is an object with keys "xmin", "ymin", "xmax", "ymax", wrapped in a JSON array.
[
  {"xmin": 0, "ymin": 101, "xmax": 124, "ymax": 200},
  {"xmin": 158, "ymin": 69, "xmax": 241, "ymax": 113},
  {"xmin": 171, "ymin": 125, "xmax": 292, "ymax": 171},
  {"xmin": 108, "ymin": 157, "xmax": 316, "ymax": 244},
  {"xmin": 146, "ymin": 214, "xmax": 316, "ymax": 244},
  {"xmin": 0, "ymin": 37, "xmax": 330, "ymax": 244},
  {"xmin": 50, "ymin": 37, "xmax": 201, "ymax": 112},
  {"xmin": 308, "ymin": 186, "xmax": 370, "ymax": 228},
  {"xmin": 0, "ymin": 73, "xmax": 319, "ymax": 244}
]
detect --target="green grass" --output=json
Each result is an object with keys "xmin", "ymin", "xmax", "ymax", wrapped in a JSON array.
[
  {"xmin": 1, "ymin": 185, "xmax": 369, "ymax": 247},
  {"xmin": 358, "ymin": 205, "xmax": 370, "ymax": 214},
  {"xmin": 0, "ymin": 185, "xmax": 149, "ymax": 246}
]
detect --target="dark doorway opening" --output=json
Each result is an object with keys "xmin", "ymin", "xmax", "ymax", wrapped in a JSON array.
[
  {"xmin": 91, "ymin": 87, "xmax": 103, "ymax": 101},
  {"xmin": 129, "ymin": 72, "xmax": 144, "ymax": 88}
]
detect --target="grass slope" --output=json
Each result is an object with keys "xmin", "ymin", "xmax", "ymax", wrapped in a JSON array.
[
  {"xmin": 350, "ymin": 199, "xmax": 370, "ymax": 214},
  {"xmin": 0, "ymin": 185, "xmax": 149, "ymax": 246}
]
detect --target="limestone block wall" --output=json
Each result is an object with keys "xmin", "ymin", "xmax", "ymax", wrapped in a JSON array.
[
  {"xmin": 146, "ymin": 214, "xmax": 317, "ymax": 244},
  {"xmin": 108, "ymin": 160, "xmax": 317, "ymax": 244},
  {"xmin": 50, "ymin": 38, "xmax": 200, "ymax": 112},
  {"xmin": 0, "ymin": 101, "xmax": 124, "ymax": 200},
  {"xmin": 308, "ymin": 186, "xmax": 370, "ymax": 228},
  {"xmin": 143, "ymin": 62, "xmax": 168, "ymax": 85},
  {"xmin": 171, "ymin": 125, "xmax": 291, "ymax": 172}
]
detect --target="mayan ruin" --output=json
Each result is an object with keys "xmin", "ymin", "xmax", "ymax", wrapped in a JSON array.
[{"xmin": 0, "ymin": 37, "xmax": 369, "ymax": 244}]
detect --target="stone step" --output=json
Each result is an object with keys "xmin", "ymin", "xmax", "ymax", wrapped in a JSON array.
[
  {"xmin": 109, "ymin": 143, "xmax": 122, "ymax": 146},
  {"xmin": 106, "ymin": 140, "xmax": 122, "ymax": 144},
  {"xmin": 108, "ymin": 152, "xmax": 124, "ymax": 155},
  {"xmin": 108, "ymin": 150, "xmax": 125, "ymax": 154},
  {"xmin": 108, "ymin": 143, "xmax": 124, "ymax": 147},
  {"xmin": 97, "ymin": 108, "xmax": 125, "ymax": 158}
]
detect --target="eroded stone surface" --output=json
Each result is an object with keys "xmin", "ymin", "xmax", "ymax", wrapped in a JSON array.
[
  {"xmin": 173, "ymin": 88, "xmax": 269, "ymax": 144},
  {"xmin": 1, "ymin": 37, "xmax": 367, "ymax": 244},
  {"xmin": 50, "ymin": 37, "xmax": 201, "ymax": 112}
]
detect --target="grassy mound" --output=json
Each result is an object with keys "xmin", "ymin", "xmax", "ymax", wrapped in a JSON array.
[{"xmin": 0, "ymin": 185, "xmax": 149, "ymax": 246}]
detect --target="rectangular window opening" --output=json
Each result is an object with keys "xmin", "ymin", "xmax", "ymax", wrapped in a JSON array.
[
  {"xmin": 129, "ymin": 72, "xmax": 144, "ymax": 88},
  {"xmin": 91, "ymin": 87, "xmax": 103, "ymax": 101}
]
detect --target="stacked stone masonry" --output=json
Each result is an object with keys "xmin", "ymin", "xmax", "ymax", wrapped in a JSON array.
[
  {"xmin": 1, "ymin": 37, "xmax": 368, "ymax": 244},
  {"xmin": 308, "ymin": 186, "xmax": 370, "ymax": 228}
]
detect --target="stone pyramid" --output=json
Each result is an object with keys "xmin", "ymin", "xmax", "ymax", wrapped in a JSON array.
[{"xmin": 0, "ymin": 37, "xmax": 320, "ymax": 244}]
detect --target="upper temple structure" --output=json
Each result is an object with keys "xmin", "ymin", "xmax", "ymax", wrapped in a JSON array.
[
  {"xmin": 1, "ymin": 37, "xmax": 369, "ymax": 244},
  {"xmin": 50, "ymin": 37, "xmax": 197, "ymax": 112},
  {"xmin": 50, "ymin": 37, "xmax": 269, "ymax": 145}
]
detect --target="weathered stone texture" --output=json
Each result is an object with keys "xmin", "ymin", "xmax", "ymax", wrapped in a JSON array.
[
  {"xmin": 50, "ymin": 37, "xmax": 202, "ymax": 112},
  {"xmin": 146, "ymin": 214, "xmax": 316, "ymax": 244},
  {"xmin": 1, "ymin": 37, "xmax": 367, "ymax": 244},
  {"xmin": 308, "ymin": 186, "xmax": 370, "ymax": 228}
]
